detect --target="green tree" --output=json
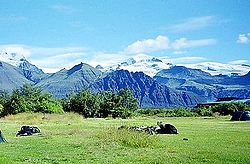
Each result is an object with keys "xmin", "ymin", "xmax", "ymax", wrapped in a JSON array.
[
  {"xmin": 98, "ymin": 89, "xmax": 139, "ymax": 118},
  {"xmin": 37, "ymin": 93, "xmax": 64, "ymax": 114},
  {"xmin": 4, "ymin": 89, "xmax": 27, "ymax": 115},
  {"xmin": 0, "ymin": 104, "xmax": 4, "ymax": 116},
  {"xmin": 119, "ymin": 89, "xmax": 138, "ymax": 111},
  {"xmin": 98, "ymin": 91, "xmax": 115, "ymax": 118},
  {"xmin": 212, "ymin": 103, "xmax": 237, "ymax": 115},
  {"xmin": 0, "ymin": 91, "xmax": 10, "ymax": 105},
  {"xmin": 2, "ymin": 84, "xmax": 63, "ymax": 116},
  {"xmin": 62, "ymin": 88, "xmax": 139, "ymax": 119},
  {"xmin": 64, "ymin": 90, "xmax": 100, "ymax": 118}
]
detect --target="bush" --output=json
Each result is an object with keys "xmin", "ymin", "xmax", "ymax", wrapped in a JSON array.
[
  {"xmin": 62, "ymin": 88, "xmax": 139, "ymax": 119},
  {"xmin": 0, "ymin": 104, "xmax": 3, "ymax": 115},
  {"xmin": 63, "ymin": 90, "xmax": 100, "ymax": 117},
  {"xmin": 212, "ymin": 103, "xmax": 238, "ymax": 116},
  {"xmin": 192, "ymin": 107, "xmax": 213, "ymax": 116},
  {"xmin": 1, "ymin": 84, "xmax": 63, "ymax": 116}
]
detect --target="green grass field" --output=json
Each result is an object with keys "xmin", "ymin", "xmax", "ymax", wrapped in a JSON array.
[{"xmin": 0, "ymin": 113, "xmax": 250, "ymax": 163}]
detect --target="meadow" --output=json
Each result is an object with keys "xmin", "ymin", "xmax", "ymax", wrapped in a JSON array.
[{"xmin": 0, "ymin": 113, "xmax": 249, "ymax": 163}]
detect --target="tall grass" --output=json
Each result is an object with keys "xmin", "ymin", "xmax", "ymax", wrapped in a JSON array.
[{"xmin": 98, "ymin": 128, "xmax": 162, "ymax": 148}]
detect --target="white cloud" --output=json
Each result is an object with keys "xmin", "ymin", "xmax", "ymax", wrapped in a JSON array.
[
  {"xmin": 163, "ymin": 56, "xmax": 207, "ymax": 64},
  {"xmin": 173, "ymin": 50, "xmax": 188, "ymax": 55},
  {"xmin": 0, "ymin": 35, "xmax": 217, "ymax": 73},
  {"xmin": 237, "ymin": 33, "xmax": 249, "ymax": 44},
  {"xmin": 87, "ymin": 52, "xmax": 125, "ymax": 67},
  {"xmin": 228, "ymin": 60, "xmax": 248, "ymax": 65},
  {"xmin": 166, "ymin": 16, "xmax": 216, "ymax": 32},
  {"xmin": 0, "ymin": 44, "xmax": 88, "ymax": 73},
  {"xmin": 124, "ymin": 35, "xmax": 217, "ymax": 55},
  {"xmin": 0, "ymin": 44, "xmax": 31, "ymax": 57},
  {"xmin": 50, "ymin": 4, "xmax": 76, "ymax": 13},
  {"xmin": 124, "ymin": 35, "xmax": 170, "ymax": 54},
  {"xmin": 171, "ymin": 38, "xmax": 217, "ymax": 50}
]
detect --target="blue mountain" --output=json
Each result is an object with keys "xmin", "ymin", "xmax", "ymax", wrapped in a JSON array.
[
  {"xmin": 90, "ymin": 69, "xmax": 202, "ymax": 108},
  {"xmin": 36, "ymin": 63, "xmax": 102, "ymax": 98},
  {"xmin": 1, "ymin": 58, "xmax": 249, "ymax": 108},
  {"xmin": 18, "ymin": 59, "xmax": 46, "ymax": 83},
  {"xmin": 154, "ymin": 66, "xmax": 250, "ymax": 101},
  {"xmin": 0, "ymin": 61, "xmax": 33, "ymax": 92}
]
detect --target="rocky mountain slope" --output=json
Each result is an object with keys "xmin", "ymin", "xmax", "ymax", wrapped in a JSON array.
[
  {"xmin": 36, "ymin": 63, "xmax": 103, "ymax": 98},
  {"xmin": 154, "ymin": 66, "xmax": 250, "ymax": 101},
  {"xmin": 90, "ymin": 69, "xmax": 201, "ymax": 108},
  {"xmin": 0, "ymin": 61, "xmax": 33, "ymax": 92}
]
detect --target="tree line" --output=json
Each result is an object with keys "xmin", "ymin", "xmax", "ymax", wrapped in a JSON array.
[
  {"xmin": 0, "ymin": 84, "xmax": 139, "ymax": 118},
  {"xmin": 1, "ymin": 84, "xmax": 249, "ymax": 118}
]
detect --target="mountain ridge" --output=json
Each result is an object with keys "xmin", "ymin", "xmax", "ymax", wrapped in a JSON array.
[{"xmin": 0, "ymin": 53, "xmax": 250, "ymax": 108}]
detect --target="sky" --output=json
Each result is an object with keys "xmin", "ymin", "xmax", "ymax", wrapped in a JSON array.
[{"xmin": 0, "ymin": 0, "xmax": 249, "ymax": 72}]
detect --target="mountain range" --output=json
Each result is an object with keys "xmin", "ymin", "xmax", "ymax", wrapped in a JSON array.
[{"xmin": 0, "ymin": 52, "xmax": 250, "ymax": 108}]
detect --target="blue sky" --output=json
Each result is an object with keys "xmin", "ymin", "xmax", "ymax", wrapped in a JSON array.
[{"xmin": 0, "ymin": 0, "xmax": 249, "ymax": 72}]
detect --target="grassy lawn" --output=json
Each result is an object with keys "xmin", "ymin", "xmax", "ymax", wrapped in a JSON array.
[{"xmin": 0, "ymin": 113, "xmax": 249, "ymax": 163}]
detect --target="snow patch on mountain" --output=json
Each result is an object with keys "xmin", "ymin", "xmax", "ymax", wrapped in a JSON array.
[
  {"xmin": 99, "ymin": 54, "xmax": 173, "ymax": 77},
  {"xmin": 0, "ymin": 52, "xmax": 26, "ymax": 67},
  {"xmin": 182, "ymin": 62, "xmax": 250, "ymax": 76}
]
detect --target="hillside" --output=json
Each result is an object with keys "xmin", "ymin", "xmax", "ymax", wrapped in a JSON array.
[
  {"xmin": 0, "ymin": 61, "xmax": 33, "ymax": 92},
  {"xmin": 154, "ymin": 66, "xmax": 250, "ymax": 101},
  {"xmin": 91, "ymin": 70, "xmax": 201, "ymax": 108},
  {"xmin": 36, "ymin": 63, "xmax": 103, "ymax": 98}
]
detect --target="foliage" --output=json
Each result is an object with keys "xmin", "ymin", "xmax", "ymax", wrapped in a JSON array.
[
  {"xmin": 36, "ymin": 93, "xmax": 63, "ymax": 114},
  {"xmin": 62, "ymin": 89, "xmax": 100, "ymax": 118},
  {"xmin": 192, "ymin": 102, "xmax": 250, "ymax": 116},
  {"xmin": 62, "ymin": 88, "xmax": 139, "ymax": 118},
  {"xmin": 1, "ymin": 84, "xmax": 63, "ymax": 116},
  {"xmin": 192, "ymin": 107, "xmax": 213, "ymax": 116},
  {"xmin": 0, "ymin": 91, "xmax": 10, "ymax": 105},
  {"xmin": 211, "ymin": 102, "xmax": 250, "ymax": 116},
  {"xmin": 0, "ymin": 104, "xmax": 3, "ymax": 114},
  {"xmin": 1, "ymin": 85, "xmax": 138, "ymax": 118}
]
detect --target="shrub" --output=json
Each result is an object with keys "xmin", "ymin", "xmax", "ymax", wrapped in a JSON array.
[
  {"xmin": 1, "ymin": 84, "xmax": 63, "ymax": 116},
  {"xmin": 62, "ymin": 88, "xmax": 139, "ymax": 119},
  {"xmin": 192, "ymin": 107, "xmax": 213, "ymax": 116},
  {"xmin": 0, "ymin": 104, "xmax": 3, "ymax": 115},
  {"xmin": 63, "ymin": 90, "xmax": 100, "ymax": 118},
  {"xmin": 211, "ymin": 102, "xmax": 250, "ymax": 116}
]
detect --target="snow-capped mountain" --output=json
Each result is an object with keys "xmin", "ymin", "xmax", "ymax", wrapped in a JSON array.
[
  {"xmin": 0, "ymin": 52, "xmax": 26, "ymax": 67},
  {"xmin": 97, "ymin": 54, "xmax": 250, "ymax": 77},
  {"xmin": 0, "ymin": 51, "xmax": 45, "ymax": 83},
  {"xmin": 99, "ymin": 54, "xmax": 173, "ymax": 77},
  {"xmin": 182, "ymin": 62, "xmax": 250, "ymax": 76}
]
